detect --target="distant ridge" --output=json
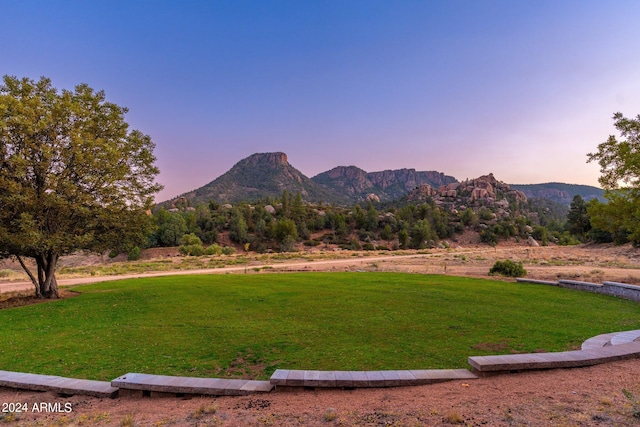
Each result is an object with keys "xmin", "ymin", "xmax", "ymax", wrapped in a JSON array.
[
  {"xmin": 159, "ymin": 152, "xmax": 605, "ymax": 208},
  {"xmin": 312, "ymin": 166, "xmax": 457, "ymax": 202},
  {"xmin": 509, "ymin": 183, "xmax": 605, "ymax": 205}
]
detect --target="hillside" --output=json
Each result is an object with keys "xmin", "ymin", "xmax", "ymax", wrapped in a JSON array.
[
  {"xmin": 509, "ymin": 183, "xmax": 604, "ymax": 205},
  {"xmin": 312, "ymin": 166, "xmax": 457, "ymax": 202},
  {"xmin": 172, "ymin": 152, "xmax": 347, "ymax": 205}
]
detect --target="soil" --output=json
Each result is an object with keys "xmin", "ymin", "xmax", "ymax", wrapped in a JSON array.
[
  {"xmin": 1, "ymin": 243, "xmax": 640, "ymax": 426},
  {"xmin": 2, "ymin": 360, "xmax": 640, "ymax": 426}
]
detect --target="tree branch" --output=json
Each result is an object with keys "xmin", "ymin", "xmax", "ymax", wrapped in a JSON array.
[{"xmin": 15, "ymin": 255, "xmax": 41, "ymax": 298}]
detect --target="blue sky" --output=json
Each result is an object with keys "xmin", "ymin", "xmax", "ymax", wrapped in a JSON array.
[{"xmin": 3, "ymin": 1, "xmax": 640, "ymax": 201}]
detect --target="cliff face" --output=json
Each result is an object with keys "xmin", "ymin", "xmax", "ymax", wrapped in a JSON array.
[
  {"xmin": 315, "ymin": 166, "xmax": 373, "ymax": 196},
  {"xmin": 312, "ymin": 167, "xmax": 457, "ymax": 202}
]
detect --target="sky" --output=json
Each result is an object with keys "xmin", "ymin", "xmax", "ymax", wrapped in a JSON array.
[{"xmin": 3, "ymin": 1, "xmax": 640, "ymax": 202}]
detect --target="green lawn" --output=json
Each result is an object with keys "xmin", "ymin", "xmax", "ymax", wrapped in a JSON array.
[{"xmin": 1, "ymin": 273, "xmax": 639, "ymax": 381}]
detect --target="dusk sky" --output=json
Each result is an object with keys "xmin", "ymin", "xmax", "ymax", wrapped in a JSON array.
[{"xmin": 3, "ymin": 1, "xmax": 640, "ymax": 202}]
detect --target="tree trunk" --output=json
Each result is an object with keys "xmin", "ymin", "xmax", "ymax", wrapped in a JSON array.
[{"xmin": 17, "ymin": 252, "xmax": 60, "ymax": 299}]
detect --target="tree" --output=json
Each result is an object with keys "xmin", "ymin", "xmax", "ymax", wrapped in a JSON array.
[
  {"xmin": 229, "ymin": 209, "xmax": 248, "ymax": 243},
  {"xmin": 566, "ymin": 195, "xmax": 591, "ymax": 239},
  {"xmin": 410, "ymin": 220, "xmax": 436, "ymax": 249},
  {"xmin": 588, "ymin": 112, "xmax": 640, "ymax": 190},
  {"xmin": 0, "ymin": 76, "xmax": 162, "ymax": 298},
  {"xmin": 274, "ymin": 218, "xmax": 298, "ymax": 243},
  {"xmin": 587, "ymin": 112, "xmax": 640, "ymax": 244}
]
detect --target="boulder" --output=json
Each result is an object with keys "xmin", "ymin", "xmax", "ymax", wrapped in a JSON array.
[{"xmin": 366, "ymin": 193, "xmax": 380, "ymax": 203}]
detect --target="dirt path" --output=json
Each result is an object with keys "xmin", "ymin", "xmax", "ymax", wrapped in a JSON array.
[
  {"xmin": 4, "ymin": 245, "xmax": 640, "ymax": 295},
  {"xmin": 0, "ymin": 254, "xmax": 430, "ymax": 294}
]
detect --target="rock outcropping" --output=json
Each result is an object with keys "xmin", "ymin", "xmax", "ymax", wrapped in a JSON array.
[
  {"xmin": 405, "ymin": 173, "xmax": 528, "ymax": 214},
  {"xmin": 312, "ymin": 166, "xmax": 456, "ymax": 202}
]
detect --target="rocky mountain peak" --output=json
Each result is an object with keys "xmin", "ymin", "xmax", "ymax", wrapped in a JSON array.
[{"xmin": 236, "ymin": 152, "xmax": 289, "ymax": 169}]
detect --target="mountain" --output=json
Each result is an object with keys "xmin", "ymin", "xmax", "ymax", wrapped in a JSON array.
[
  {"xmin": 161, "ymin": 151, "xmax": 602, "ymax": 209},
  {"xmin": 312, "ymin": 166, "xmax": 457, "ymax": 202},
  {"xmin": 172, "ymin": 152, "xmax": 347, "ymax": 205},
  {"xmin": 509, "ymin": 183, "xmax": 605, "ymax": 205}
]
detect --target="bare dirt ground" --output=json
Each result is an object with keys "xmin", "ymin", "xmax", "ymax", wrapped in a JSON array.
[{"xmin": 2, "ymin": 243, "xmax": 640, "ymax": 426}]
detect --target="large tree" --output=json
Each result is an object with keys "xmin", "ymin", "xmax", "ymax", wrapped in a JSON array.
[
  {"xmin": 587, "ymin": 112, "xmax": 640, "ymax": 244},
  {"xmin": 0, "ymin": 76, "xmax": 162, "ymax": 298}
]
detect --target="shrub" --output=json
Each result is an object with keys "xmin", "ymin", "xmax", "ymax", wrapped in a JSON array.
[
  {"xmin": 280, "ymin": 235, "xmax": 297, "ymax": 252},
  {"xmin": 180, "ymin": 233, "xmax": 202, "ymax": 246},
  {"xmin": 557, "ymin": 231, "xmax": 581, "ymax": 246},
  {"xmin": 179, "ymin": 244, "xmax": 204, "ymax": 256},
  {"xmin": 221, "ymin": 246, "xmax": 235, "ymax": 255},
  {"xmin": 479, "ymin": 228, "xmax": 498, "ymax": 246},
  {"xmin": 127, "ymin": 246, "xmax": 141, "ymax": 261},
  {"xmin": 204, "ymin": 243, "xmax": 223, "ymax": 255},
  {"xmin": 362, "ymin": 242, "xmax": 375, "ymax": 251},
  {"xmin": 531, "ymin": 225, "xmax": 549, "ymax": 246},
  {"xmin": 489, "ymin": 260, "xmax": 527, "ymax": 277},
  {"xmin": 303, "ymin": 240, "xmax": 321, "ymax": 247}
]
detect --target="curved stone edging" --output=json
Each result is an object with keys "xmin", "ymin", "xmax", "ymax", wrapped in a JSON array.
[{"xmin": 468, "ymin": 329, "xmax": 640, "ymax": 376}]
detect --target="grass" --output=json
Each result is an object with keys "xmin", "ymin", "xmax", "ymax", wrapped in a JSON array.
[{"xmin": 0, "ymin": 272, "xmax": 639, "ymax": 381}]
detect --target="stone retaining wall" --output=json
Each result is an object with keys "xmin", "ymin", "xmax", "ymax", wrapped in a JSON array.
[{"xmin": 517, "ymin": 278, "xmax": 640, "ymax": 302}]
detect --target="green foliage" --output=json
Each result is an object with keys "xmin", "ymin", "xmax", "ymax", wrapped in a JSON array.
[
  {"xmin": 410, "ymin": 220, "xmax": 437, "ymax": 249},
  {"xmin": 0, "ymin": 76, "xmax": 162, "ymax": 297},
  {"xmin": 489, "ymin": 260, "xmax": 527, "ymax": 277},
  {"xmin": 531, "ymin": 225, "xmax": 550, "ymax": 245},
  {"xmin": 274, "ymin": 218, "xmax": 298, "ymax": 243},
  {"xmin": 556, "ymin": 231, "xmax": 581, "ymax": 246},
  {"xmin": 221, "ymin": 246, "xmax": 235, "ymax": 255},
  {"xmin": 398, "ymin": 227, "xmax": 409, "ymax": 249},
  {"xmin": 151, "ymin": 209, "xmax": 188, "ymax": 247},
  {"xmin": 179, "ymin": 233, "xmax": 205, "ymax": 256},
  {"xmin": 229, "ymin": 209, "xmax": 248, "ymax": 243},
  {"xmin": 380, "ymin": 224, "xmax": 394, "ymax": 241},
  {"xmin": 566, "ymin": 195, "xmax": 591, "ymax": 238},
  {"xmin": 588, "ymin": 112, "xmax": 640, "ymax": 190},
  {"xmin": 279, "ymin": 235, "xmax": 297, "ymax": 252},
  {"xmin": 459, "ymin": 208, "xmax": 478, "ymax": 227},
  {"xmin": 587, "ymin": 112, "xmax": 640, "ymax": 245},
  {"xmin": 204, "ymin": 243, "xmax": 223, "ymax": 255},
  {"xmin": 180, "ymin": 233, "xmax": 202, "ymax": 246},
  {"xmin": 478, "ymin": 208, "xmax": 495, "ymax": 221},
  {"xmin": 179, "ymin": 244, "xmax": 204, "ymax": 256},
  {"xmin": 479, "ymin": 228, "xmax": 498, "ymax": 246},
  {"xmin": 127, "ymin": 246, "xmax": 141, "ymax": 261}
]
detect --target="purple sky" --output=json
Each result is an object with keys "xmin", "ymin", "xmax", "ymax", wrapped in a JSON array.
[{"xmin": 3, "ymin": 1, "xmax": 640, "ymax": 202}]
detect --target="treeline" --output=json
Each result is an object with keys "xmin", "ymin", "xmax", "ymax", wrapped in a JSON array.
[
  {"xmin": 564, "ymin": 193, "xmax": 637, "ymax": 246},
  {"xmin": 133, "ymin": 190, "xmax": 602, "ymax": 257}
]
